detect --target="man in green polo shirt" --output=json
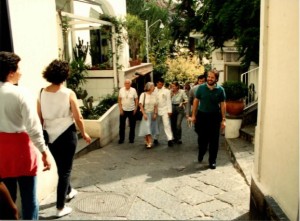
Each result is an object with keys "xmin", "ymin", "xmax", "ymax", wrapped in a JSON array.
[{"xmin": 191, "ymin": 70, "xmax": 226, "ymax": 169}]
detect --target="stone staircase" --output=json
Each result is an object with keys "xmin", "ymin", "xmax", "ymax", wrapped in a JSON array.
[{"xmin": 225, "ymin": 118, "xmax": 256, "ymax": 186}]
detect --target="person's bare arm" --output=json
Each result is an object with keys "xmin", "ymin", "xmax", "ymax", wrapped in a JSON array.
[
  {"xmin": 220, "ymin": 101, "xmax": 226, "ymax": 129},
  {"xmin": 0, "ymin": 182, "xmax": 19, "ymax": 220},
  {"xmin": 191, "ymin": 98, "xmax": 199, "ymax": 123},
  {"xmin": 70, "ymin": 91, "xmax": 91, "ymax": 143}
]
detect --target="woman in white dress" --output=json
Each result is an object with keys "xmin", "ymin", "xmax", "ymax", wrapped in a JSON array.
[{"xmin": 138, "ymin": 82, "xmax": 158, "ymax": 148}]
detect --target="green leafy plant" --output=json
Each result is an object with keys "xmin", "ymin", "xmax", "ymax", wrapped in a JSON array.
[
  {"xmin": 67, "ymin": 38, "xmax": 89, "ymax": 98},
  {"xmin": 164, "ymin": 53, "xmax": 204, "ymax": 83},
  {"xmin": 222, "ymin": 81, "xmax": 248, "ymax": 101},
  {"xmin": 80, "ymin": 89, "xmax": 118, "ymax": 120},
  {"xmin": 124, "ymin": 14, "xmax": 145, "ymax": 60}
]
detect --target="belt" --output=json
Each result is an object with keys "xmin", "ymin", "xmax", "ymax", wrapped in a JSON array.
[{"xmin": 172, "ymin": 104, "xmax": 180, "ymax": 106}]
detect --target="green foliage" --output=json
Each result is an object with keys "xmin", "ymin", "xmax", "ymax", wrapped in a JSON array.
[
  {"xmin": 73, "ymin": 37, "xmax": 89, "ymax": 63},
  {"xmin": 124, "ymin": 14, "xmax": 145, "ymax": 60},
  {"xmin": 67, "ymin": 59, "xmax": 87, "ymax": 96},
  {"xmin": 164, "ymin": 53, "xmax": 204, "ymax": 83},
  {"xmin": 98, "ymin": 14, "xmax": 125, "ymax": 71},
  {"xmin": 66, "ymin": 37, "xmax": 89, "ymax": 98},
  {"xmin": 222, "ymin": 81, "xmax": 248, "ymax": 101},
  {"xmin": 80, "ymin": 90, "xmax": 118, "ymax": 120},
  {"xmin": 197, "ymin": 0, "xmax": 260, "ymax": 70}
]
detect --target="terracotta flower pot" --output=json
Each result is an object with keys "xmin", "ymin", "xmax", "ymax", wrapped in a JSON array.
[
  {"xmin": 226, "ymin": 100, "xmax": 245, "ymax": 116},
  {"xmin": 129, "ymin": 59, "xmax": 141, "ymax": 67}
]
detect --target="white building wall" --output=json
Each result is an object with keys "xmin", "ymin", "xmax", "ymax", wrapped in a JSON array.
[
  {"xmin": 254, "ymin": 0, "xmax": 299, "ymax": 220},
  {"xmin": 8, "ymin": 0, "xmax": 59, "ymax": 201}
]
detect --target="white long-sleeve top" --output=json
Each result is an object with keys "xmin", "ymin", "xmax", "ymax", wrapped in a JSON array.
[
  {"xmin": 153, "ymin": 87, "xmax": 172, "ymax": 116},
  {"xmin": 0, "ymin": 82, "xmax": 47, "ymax": 152},
  {"xmin": 40, "ymin": 87, "xmax": 74, "ymax": 144}
]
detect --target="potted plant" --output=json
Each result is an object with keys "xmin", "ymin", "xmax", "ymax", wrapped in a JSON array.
[
  {"xmin": 124, "ymin": 14, "xmax": 145, "ymax": 66},
  {"xmin": 222, "ymin": 81, "xmax": 248, "ymax": 116}
]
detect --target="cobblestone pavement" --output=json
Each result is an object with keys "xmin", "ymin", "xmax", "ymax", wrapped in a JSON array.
[{"xmin": 40, "ymin": 120, "xmax": 250, "ymax": 220}]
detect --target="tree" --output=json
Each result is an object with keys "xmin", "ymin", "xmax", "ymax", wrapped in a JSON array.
[
  {"xmin": 197, "ymin": 0, "xmax": 260, "ymax": 70},
  {"xmin": 124, "ymin": 14, "xmax": 145, "ymax": 60}
]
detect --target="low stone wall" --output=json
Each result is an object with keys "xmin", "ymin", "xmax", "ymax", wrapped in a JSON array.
[{"xmin": 83, "ymin": 103, "xmax": 119, "ymax": 147}]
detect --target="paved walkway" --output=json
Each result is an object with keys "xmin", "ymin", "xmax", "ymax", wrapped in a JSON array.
[{"xmin": 40, "ymin": 120, "xmax": 250, "ymax": 220}]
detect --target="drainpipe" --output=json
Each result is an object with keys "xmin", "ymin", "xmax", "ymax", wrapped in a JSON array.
[{"xmin": 111, "ymin": 25, "xmax": 118, "ymax": 89}]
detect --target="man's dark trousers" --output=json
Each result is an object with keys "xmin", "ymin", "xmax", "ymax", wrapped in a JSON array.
[
  {"xmin": 196, "ymin": 111, "xmax": 221, "ymax": 164},
  {"xmin": 119, "ymin": 110, "xmax": 136, "ymax": 143}
]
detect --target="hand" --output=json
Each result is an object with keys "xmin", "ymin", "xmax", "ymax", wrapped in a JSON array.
[
  {"xmin": 152, "ymin": 113, "xmax": 157, "ymax": 120},
  {"xmin": 133, "ymin": 109, "xmax": 137, "ymax": 115},
  {"xmin": 41, "ymin": 151, "xmax": 51, "ymax": 172},
  {"xmin": 168, "ymin": 112, "xmax": 172, "ymax": 117},
  {"xmin": 143, "ymin": 113, "xmax": 148, "ymax": 120},
  {"xmin": 120, "ymin": 109, "xmax": 124, "ymax": 115},
  {"xmin": 83, "ymin": 132, "xmax": 91, "ymax": 144},
  {"xmin": 221, "ymin": 119, "xmax": 226, "ymax": 129},
  {"xmin": 191, "ymin": 116, "xmax": 196, "ymax": 123}
]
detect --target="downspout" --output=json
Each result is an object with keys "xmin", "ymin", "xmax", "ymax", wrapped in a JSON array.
[{"xmin": 111, "ymin": 25, "xmax": 118, "ymax": 89}]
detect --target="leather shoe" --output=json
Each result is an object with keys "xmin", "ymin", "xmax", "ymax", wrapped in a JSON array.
[
  {"xmin": 118, "ymin": 140, "xmax": 124, "ymax": 144},
  {"xmin": 209, "ymin": 164, "xmax": 216, "ymax": 169},
  {"xmin": 154, "ymin": 139, "xmax": 159, "ymax": 145},
  {"xmin": 168, "ymin": 140, "xmax": 173, "ymax": 147}
]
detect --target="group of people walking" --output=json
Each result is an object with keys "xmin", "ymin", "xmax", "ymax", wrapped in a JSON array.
[
  {"xmin": 0, "ymin": 50, "xmax": 226, "ymax": 220},
  {"xmin": 0, "ymin": 52, "xmax": 91, "ymax": 219},
  {"xmin": 118, "ymin": 70, "xmax": 226, "ymax": 170}
]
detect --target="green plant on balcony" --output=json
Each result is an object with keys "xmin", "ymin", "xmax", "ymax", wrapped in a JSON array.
[{"xmin": 124, "ymin": 14, "xmax": 145, "ymax": 63}]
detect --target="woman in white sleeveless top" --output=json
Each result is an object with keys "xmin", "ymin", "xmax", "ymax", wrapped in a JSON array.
[{"xmin": 37, "ymin": 60, "xmax": 91, "ymax": 218}]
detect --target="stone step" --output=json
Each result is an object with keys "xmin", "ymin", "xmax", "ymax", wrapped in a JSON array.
[
  {"xmin": 225, "ymin": 137, "xmax": 254, "ymax": 186},
  {"xmin": 75, "ymin": 137, "xmax": 100, "ymax": 159},
  {"xmin": 240, "ymin": 124, "xmax": 256, "ymax": 144}
]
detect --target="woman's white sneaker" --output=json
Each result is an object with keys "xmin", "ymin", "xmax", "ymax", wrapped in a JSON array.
[
  {"xmin": 66, "ymin": 188, "xmax": 78, "ymax": 200},
  {"xmin": 56, "ymin": 206, "xmax": 72, "ymax": 217}
]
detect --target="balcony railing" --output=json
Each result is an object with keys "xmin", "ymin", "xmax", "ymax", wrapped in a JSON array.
[{"xmin": 241, "ymin": 67, "xmax": 259, "ymax": 109}]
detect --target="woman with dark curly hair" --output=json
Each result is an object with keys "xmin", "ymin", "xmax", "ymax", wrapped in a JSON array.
[{"xmin": 37, "ymin": 59, "xmax": 91, "ymax": 217}]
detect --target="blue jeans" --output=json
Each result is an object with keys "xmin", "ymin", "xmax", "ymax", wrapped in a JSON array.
[{"xmin": 3, "ymin": 176, "xmax": 38, "ymax": 220}]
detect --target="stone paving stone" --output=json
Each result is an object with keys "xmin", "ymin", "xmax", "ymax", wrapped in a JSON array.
[
  {"xmin": 216, "ymin": 188, "xmax": 250, "ymax": 207},
  {"xmin": 197, "ymin": 174, "xmax": 246, "ymax": 192},
  {"xmin": 127, "ymin": 198, "xmax": 175, "ymax": 220},
  {"xmin": 196, "ymin": 199, "xmax": 231, "ymax": 215},
  {"xmin": 196, "ymin": 184, "xmax": 225, "ymax": 196},
  {"xmin": 137, "ymin": 186, "xmax": 181, "ymax": 209},
  {"xmin": 155, "ymin": 178, "xmax": 183, "ymax": 196},
  {"xmin": 211, "ymin": 207, "xmax": 243, "ymax": 220},
  {"xmin": 163, "ymin": 201, "xmax": 205, "ymax": 220},
  {"xmin": 176, "ymin": 185, "xmax": 214, "ymax": 205}
]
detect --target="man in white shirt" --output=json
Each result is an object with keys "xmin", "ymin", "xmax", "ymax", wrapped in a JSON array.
[
  {"xmin": 118, "ymin": 79, "xmax": 138, "ymax": 144},
  {"xmin": 153, "ymin": 78, "xmax": 174, "ymax": 147}
]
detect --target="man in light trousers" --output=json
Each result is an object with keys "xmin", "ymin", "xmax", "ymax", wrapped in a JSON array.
[{"xmin": 153, "ymin": 78, "xmax": 174, "ymax": 147}]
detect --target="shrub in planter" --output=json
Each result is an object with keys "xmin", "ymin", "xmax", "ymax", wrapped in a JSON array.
[{"xmin": 222, "ymin": 81, "xmax": 248, "ymax": 116}]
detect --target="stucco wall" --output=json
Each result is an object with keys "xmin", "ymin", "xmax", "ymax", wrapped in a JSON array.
[{"xmin": 254, "ymin": 0, "xmax": 299, "ymax": 220}]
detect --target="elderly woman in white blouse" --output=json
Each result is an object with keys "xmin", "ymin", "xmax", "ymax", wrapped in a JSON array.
[{"xmin": 138, "ymin": 82, "xmax": 159, "ymax": 148}]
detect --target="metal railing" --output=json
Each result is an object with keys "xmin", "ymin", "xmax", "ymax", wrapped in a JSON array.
[{"xmin": 240, "ymin": 67, "xmax": 259, "ymax": 109}]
